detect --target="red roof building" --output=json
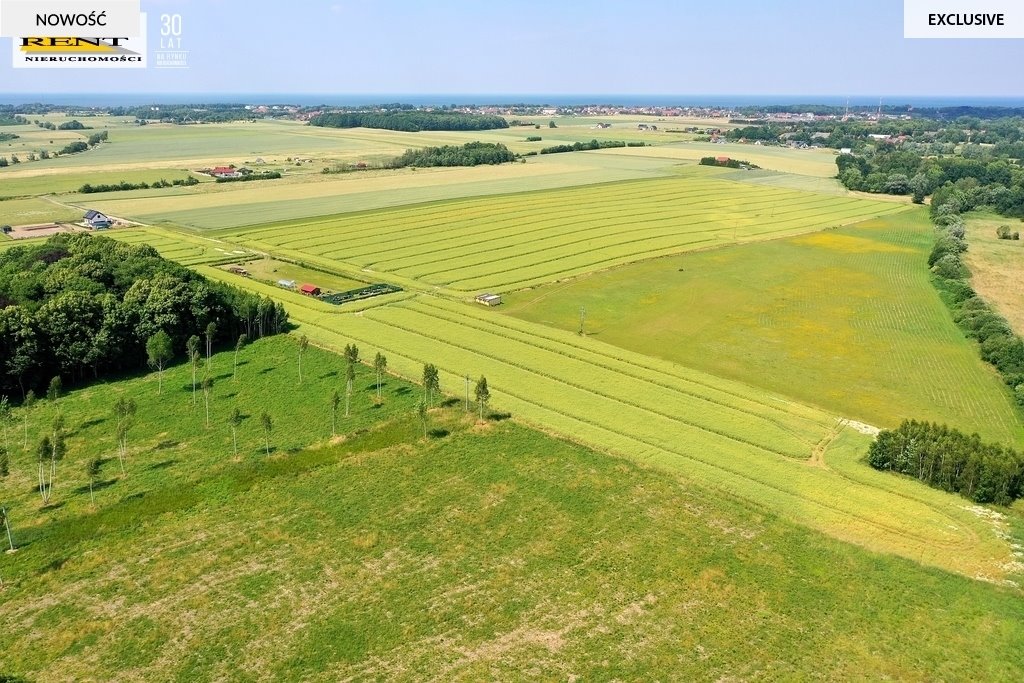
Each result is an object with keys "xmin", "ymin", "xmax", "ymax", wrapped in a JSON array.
[
  {"xmin": 299, "ymin": 284, "xmax": 321, "ymax": 296},
  {"xmin": 212, "ymin": 166, "xmax": 234, "ymax": 175}
]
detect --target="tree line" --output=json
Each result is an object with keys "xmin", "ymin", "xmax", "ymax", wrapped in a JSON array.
[
  {"xmin": 539, "ymin": 139, "xmax": 645, "ymax": 155},
  {"xmin": 868, "ymin": 420, "xmax": 1023, "ymax": 505},
  {"xmin": 0, "ymin": 234, "xmax": 287, "ymax": 399},
  {"xmin": 309, "ymin": 111, "xmax": 509, "ymax": 132},
  {"xmin": 699, "ymin": 156, "xmax": 760, "ymax": 169},
  {"xmin": 80, "ymin": 176, "xmax": 199, "ymax": 193}
]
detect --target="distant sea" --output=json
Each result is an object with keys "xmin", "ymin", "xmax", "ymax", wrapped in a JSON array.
[{"xmin": 2, "ymin": 93, "xmax": 1024, "ymax": 108}]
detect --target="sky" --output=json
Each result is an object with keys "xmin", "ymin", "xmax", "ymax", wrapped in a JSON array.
[{"xmin": 0, "ymin": 0, "xmax": 1022, "ymax": 100}]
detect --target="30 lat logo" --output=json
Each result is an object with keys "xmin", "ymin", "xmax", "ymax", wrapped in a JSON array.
[{"xmin": 154, "ymin": 13, "xmax": 189, "ymax": 69}]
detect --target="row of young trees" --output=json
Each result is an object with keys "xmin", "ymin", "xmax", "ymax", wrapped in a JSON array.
[
  {"xmin": 0, "ymin": 234, "xmax": 287, "ymax": 400},
  {"xmin": 868, "ymin": 420, "xmax": 1023, "ymax": 505},
  {"xmin": 80, "ymin": 175, "xmax": 198, "ymax": 193}
]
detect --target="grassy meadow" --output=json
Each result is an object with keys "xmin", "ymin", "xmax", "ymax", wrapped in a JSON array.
[
  {"xmin": 0, "ymin": 197, "xmax": 84, "ymax": 227},
  {"xmin": 964, "ymin": 212, "xmax": 1024, "ymax": 334},
  {"xmin": 192, "ymin": 270, "xmax": 1020, "ymax": 580},
  {"xmin": 221, "ymin": 173, "xmax": 907, "ymax": 293},
  {"xmin": 2, "ymin": 336, "xmax": 1023, "ymax": 681},
  {"xmin": 505, "ymin": 208, "xmax": 1024, "ymax": 447}
]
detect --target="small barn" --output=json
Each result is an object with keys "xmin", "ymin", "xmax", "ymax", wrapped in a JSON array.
[
  {"xmin": 299, "ymin": 284, "xmax": 322, "ymax": 297},
  {"xmin": 227, "ymin": 265, "xmax": 250, "ymax": 277},
  {"xmin": 84, "ymin": 210, "xmax": 111, "ymax": 229},
  {"xmin": 475, "ymin": 293, "xmax": 502, "ymax": 307}
]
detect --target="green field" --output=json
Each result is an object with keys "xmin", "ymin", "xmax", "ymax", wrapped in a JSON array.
[
  {"xmin": 0, "ymin": 168, "xmax": 201, "ymax": 199},
  {"xmin": 505, "ymin": 209, "xmax": 1024, "ymax": 446},
  {"xmin": 78, "ymin": 152, "xmax": 676, "ymax": 230},
  {"xmin": 2, "ymin": 335, "xmax": 1022, "ymax": 681},
  {"xmin": 221, "ymin": 174, "xmax": 908, "ymax": 292},
  {"xmin": 191, "ymin": 270, "xmax": 1018, "ymax": 580},
  {"xmin": 233, "ymin": 257, "xmax": 366, "ymax": 292},
  {"xmin": 0, "ymin": 197, "xmax": 84, "ymax": 226}
]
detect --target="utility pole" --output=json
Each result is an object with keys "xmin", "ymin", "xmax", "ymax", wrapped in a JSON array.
[
  {"xmin": 465, "ymin": 375, "xmax": 471, "ymax": 413},
  {"xmin": 578, "ymin": 306, "xmax": 587, "ymax": 336}
]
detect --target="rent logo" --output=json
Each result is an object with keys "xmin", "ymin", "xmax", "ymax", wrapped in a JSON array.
[{"xmin": 11, "ymin": 14, "xmax": 147, "ymax": 68}]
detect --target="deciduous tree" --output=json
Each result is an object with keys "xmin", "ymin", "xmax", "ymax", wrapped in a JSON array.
[
  {"xmin": 260, "ymin": 411, "xmax": 273, "ymax": 456},
  {"xmin": 474, "ymin": 376, "xmax": 490, "ymax": 421},
  {"xmin": 373, "ymin": 352, "xmax": 387, "ymax": 399},
  {"xmin": 186, "ymin": 335, "xmax": 201, "ymax": 405},
  {"xmin": 146, "ymin": 331, "xmax": 173, "ymax": 394}
]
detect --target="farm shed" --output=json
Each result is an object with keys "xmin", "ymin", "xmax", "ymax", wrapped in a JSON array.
[
  {"xmin": 84, "ymin": 210, "xmax": 111, "ymax": 229},
  {"xmin": 227, "ymin": 265, "xmax": 250, "ymax": 276},
  {"xmin": 299, "ymin": 284, "xmax": 322, "ymax": 296},
  {"xmin": 277, "ymin": 279, "xmax": 297, "ymax": 289},
  {"xmin": 475, "ymin": 293, "xmax": 502, "ymax": 306}
]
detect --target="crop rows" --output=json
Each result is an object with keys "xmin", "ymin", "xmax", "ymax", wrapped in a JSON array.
[
  {"xmin": 226, "ymin": 176, "xmax": 906, "ymax": 292},
  {"xmin": 109, "ymin": 229, "xmax": 244, "ymax": 266},
  {"xmin": 268, "ymin": 295, "xmax": 990, "ymax": 570}
]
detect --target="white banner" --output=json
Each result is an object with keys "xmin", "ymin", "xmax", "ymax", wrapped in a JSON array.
[
  {"xmin": 0, "ymin": 0, "xmax": 141, "ymax": 38},
  {"xmin": 905, "ymin": 0, "xmax": 1024, "ymax": 38}
]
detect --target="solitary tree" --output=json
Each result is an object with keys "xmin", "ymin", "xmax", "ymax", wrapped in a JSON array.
[
  {"xmin": 344, "ymin": 343, "xmax": 360, "ymax": 366},
  {"xmin": 205, "ymin": 321, "xmax": 217, "ymax": 371},
  {"xmin": 417, "ymin": 400, "xmax": 428, "ymax": 439},
  {"xmin": 260, "ymin": 411, "xmax": 273, "ymax": 456},
  {"xmin": 86, "ymin": 456, "xmax": 102, "ymax": 505},
  {"xmin": 345, "ymin": 362, "xmax": 355, "ymax": 417},
  {"xmin": 475, "ymin": 376, "xmax": 491, "ymax": 421},
  {"xmin": 422, "ymin": 364, "xmax": 440, "ymax": 406},
  {"xmin": 297, "ymin": 335, "xmax": 309, "ymax": 384},
  {"xmin": 146, "ymin": 331, "xmax": 173, "ymax": 394},
  {"xmin": 330, "ymin": 390, "xmax": 341, "ymax": 436},
  {"xmin": 22, "ymin": 390, "xmax": 36, "ymax": 450},
  {"xmin": 113, "ymin": 397, "xmax": 136, "ymax": 474},
  {"xmin": 1, "ymin": 505, "xmax": 13, "ymax": 552},
  {"xmin": 0, "ymin": 396, "xmax": 10, "ymax": 452},
  {"xmin": 373, "ymin": 352, "xmax": 388, "ymax": 399},
  {"xmin": 186, "ymin": 335, "xmax": 201, "ymax": 405},
  {"xmin": 202, "ymin": 375, "xmax": 213, "ymax": 427},
  {"xmin": 233, "ymin": 333, "xmax": 248, "ymax": 380},
  {"xmin": 47, "ymin": 376, "xmax": 63, "ymax": 403},
  {"xmin": 228, "ymin": 407, "xmax": 242, "ymax": 457},
  {"xmin": 36, "ymin": 436, "xmax": 52, "ymax": 504}
]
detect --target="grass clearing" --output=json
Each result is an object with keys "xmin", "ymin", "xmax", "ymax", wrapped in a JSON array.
[
  {"xmin": 80, "ymin": 153, "xmax": 675, "ymax": 230},
  {"xmin": 1, "ymin": 337, "xmax": 1022, "ymax": 681},
  {"xmin": 598, "ymin": 140, "xmax": 844, "ymax": 177},
  {"xmin": 222, "ymin": 173, "xmax": 907, "ymax": 293},
  {"xmin": 232, "ymin": 257, "xmax": 366, "ymax": 292},
  {"xmin": 505, "ymin": 208, "xmax": 1024, "ymax": 447},
  {"xmin": 193, "ymin": 271, "xmax": 1018, "ymax": 580},
  {"xmin": 964, "ymin": 212, "xmax": 1024, "ymax": 334},
  {"xmin": 0, "ymin": 197, "xmax": 84, "ymax": 226}
]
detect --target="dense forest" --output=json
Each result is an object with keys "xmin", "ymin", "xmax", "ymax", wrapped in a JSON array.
[
  {"xmin": 868, "ymin": 420, "xmax": 1023, "ymax": 504},
  {"xmin": 0, "ymin": 235, "xmax": 287, "ymax": 398},
  {"xmin": 309, "ymin": 111, "xmax": 509, "ymax": 132},
  {"xmin": 391, "ymin": 142, "xmax": 515, "ymax": 167}
]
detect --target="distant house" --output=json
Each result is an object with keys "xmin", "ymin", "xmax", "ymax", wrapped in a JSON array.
[
  {"xmin": 299, "ymin": 284, "xmax": 321, "ymax": 296},
  {"xmin": 475, "ymin": 293, "xmax": 502, "ymax": 307},
  {"xmin": 211, "ymin": 166, "xmax": 241, "ymax": 178},
  {"xmin": 716, "ymin": 156, "xmax": 730, "ymax": 164},
  {"xmin": 840, "ymin": 147, "xmax": 853, "ymax": 155},
  {"xmin": 277, "ymin": 279, "xmax": 297, "ymax": 289},
  {"xmin": 84, "ymin": 210, "xmax": 111, "ymax": 229},
  {"xmin": 227, "ymin": 265, "xmax": 250, "ymax": 277}
]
